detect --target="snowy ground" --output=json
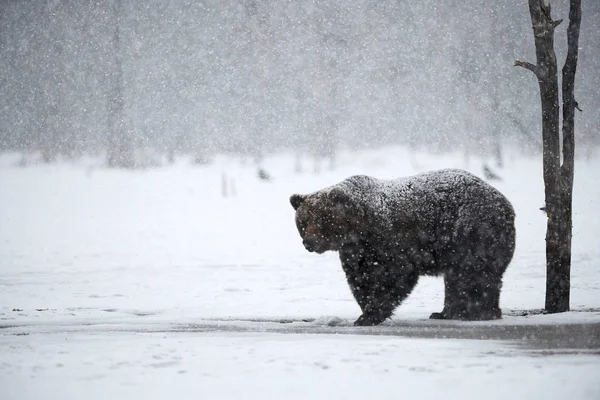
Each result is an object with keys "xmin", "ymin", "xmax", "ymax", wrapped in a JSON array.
[{"xmin": 1, "ymin": 147, "xmax": 600, "ymax": 399}]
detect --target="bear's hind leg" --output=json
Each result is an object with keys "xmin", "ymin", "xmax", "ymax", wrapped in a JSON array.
[
  {"xmin": 430, "ymin": 270, "xmax": 467, "ymax": 320},
  {"xmin": 464, "ymin": 271, "xmax": 502, "ymax": 320},
  {"xmin": 432, "ymin": 268, "xmax": 502, "ymax": 321}
]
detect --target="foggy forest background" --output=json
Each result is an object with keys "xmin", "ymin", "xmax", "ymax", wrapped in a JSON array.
[{"xmin": 1, "ymin": 0, "xmax": 599, "ymax": 168}]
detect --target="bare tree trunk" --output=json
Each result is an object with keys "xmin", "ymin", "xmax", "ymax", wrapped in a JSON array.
[
  {"xmin": 556, "ymin": 0, "xmax": 581, "ymax": 313},
  {"xmin": 106, "ymin": 0, "xmax": 133, "ymax": 168},
  {"xmin": 515, "ymin": 0, "xmax": 581, "ymax": 313}
]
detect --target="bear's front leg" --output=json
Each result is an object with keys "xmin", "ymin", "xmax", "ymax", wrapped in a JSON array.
[
  {"xmin": 353, "ymin": 269, "xmax": 420, "ymax": 326},
  {"xmin": 340, "ymin": 245, "xmax": 372, "ymax": 313},
  {"xmin": 341, "ymin": 244, "xmax": 420, "ymax": 327}
]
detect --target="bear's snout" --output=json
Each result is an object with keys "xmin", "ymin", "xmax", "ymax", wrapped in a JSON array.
[{"xmin": 303, "ymin": 238, "xmax": 317, "ymax": 252}]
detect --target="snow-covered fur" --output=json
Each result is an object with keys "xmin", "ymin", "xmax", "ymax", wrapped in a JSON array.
[{"xmin": 290, "ymin": 169, "xmax": 516, "ymax": 326}]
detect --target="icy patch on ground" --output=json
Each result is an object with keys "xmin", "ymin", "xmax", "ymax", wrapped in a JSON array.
[
  {"xmin": 2, "ymin": 330, "xmax": 599, "ymax": 400},
  {"xmin": 312, "ymin": 316, "xmax": 350, "ymax": 326}
]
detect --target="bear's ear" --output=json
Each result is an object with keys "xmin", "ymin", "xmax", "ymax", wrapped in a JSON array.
[{"xmin": 290, "ymin": 194, "xmax": 306, "ymax": 210}]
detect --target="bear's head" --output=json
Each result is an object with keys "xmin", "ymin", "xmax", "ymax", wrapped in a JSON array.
[{"xmin": 290, "ymin": 188, "xmax": 363, "ymax": 254}]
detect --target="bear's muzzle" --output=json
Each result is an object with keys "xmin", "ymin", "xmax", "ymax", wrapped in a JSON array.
[{"xmin": 303, "ymin": 238, "xmax": 317, "ymax": 252}]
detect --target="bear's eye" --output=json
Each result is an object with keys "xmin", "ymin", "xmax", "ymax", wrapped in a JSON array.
[{"xmin": 299, "ymin": 222, "xmax": 308, "ymax": 232}]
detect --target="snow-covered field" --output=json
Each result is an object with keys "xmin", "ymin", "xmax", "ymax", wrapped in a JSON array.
[{"xmin": 1, "ymin": 147, "xmax": 600, "ymax": 399}]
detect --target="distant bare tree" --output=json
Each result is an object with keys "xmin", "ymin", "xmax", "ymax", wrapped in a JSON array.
[
  {"xmin": 515, "ymin": 0, "xmax": 581, "ymax": 313},
  {"xmin": 106, "ymin": 0, "xmax": 133, "ymax": 168}
]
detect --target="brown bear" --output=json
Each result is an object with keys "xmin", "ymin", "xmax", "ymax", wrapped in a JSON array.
[{"xmin": 290, "ymin": 169, "xmax": 516, "ymax": 326}]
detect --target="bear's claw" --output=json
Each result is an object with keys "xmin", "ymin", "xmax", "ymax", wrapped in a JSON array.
[
  {"xmin": 353, "ymin": 314, "xmax": 387, "ymax": 326},
  {"xmin": 429, "ymin": 312, "xmax": 447, "ymax": 320}
]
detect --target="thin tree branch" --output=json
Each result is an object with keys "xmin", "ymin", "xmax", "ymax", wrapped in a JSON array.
[{"xmin": 514, "ymin": 60, "xmax": 540, "ymax": 77}]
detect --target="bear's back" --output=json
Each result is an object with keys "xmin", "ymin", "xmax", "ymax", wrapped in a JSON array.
[
  {"xmin": 344, "ymin": 169, "xmax": 514, "ymax": 234},
  {"xmin": 383, "ymin": 169, "xmax": 511, "ymax": 212}
]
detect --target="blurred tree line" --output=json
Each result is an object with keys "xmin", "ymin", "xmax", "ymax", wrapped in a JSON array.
[{"xmin": 0, "ymin": 0, "xmax": 598, "ymax": 167}]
